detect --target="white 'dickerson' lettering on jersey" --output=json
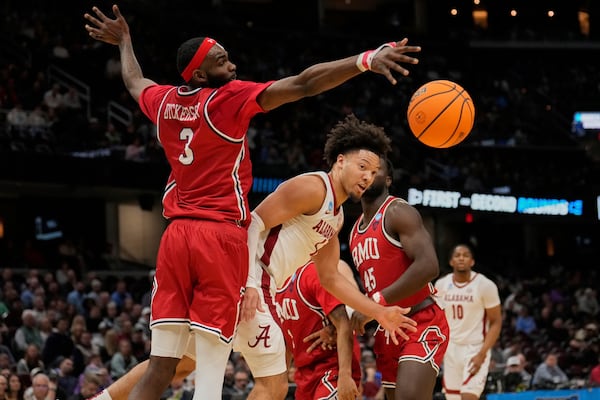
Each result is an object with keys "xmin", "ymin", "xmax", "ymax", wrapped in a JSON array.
[{"xmin": 163, "ymin": 103, "xmax": 201, "ymax": 121}]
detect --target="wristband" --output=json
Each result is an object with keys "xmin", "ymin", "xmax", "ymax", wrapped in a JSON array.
[
  {"xmin": 356, "ymin": 50, "xmax": 374, "ymax": 72},
  {"xmin": 356, "ymin": 41, "xmax": 397, "ymax": 72},
  {"xmin": 371, "ymin": 291, "xmax": 388, "ymax": 306}
]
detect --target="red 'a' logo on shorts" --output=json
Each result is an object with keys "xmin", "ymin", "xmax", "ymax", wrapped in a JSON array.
[{"xmin": 248, "ymin": 324, "xmax": 271, "ymax": 348}]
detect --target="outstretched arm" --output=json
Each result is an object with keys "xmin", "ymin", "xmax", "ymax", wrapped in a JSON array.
[
  {"xmin": 258, "ymin": 38, "xmax": 421, "ymax": 111},
  {"xmin": 313, "ymin": 237, "xmax": 416, "ymax": 344},
  {"xmin": 84, "ymin": 5, "xmax": 156, "ymax": 103}
]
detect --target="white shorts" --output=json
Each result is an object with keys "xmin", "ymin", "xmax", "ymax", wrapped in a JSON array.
[
  {"xmin": 150, "ymin": 325, "xmax": 195, "ymax": 359},
  {"xmin": 442, "ymin": 342, "xmax": 490, "ymax": 399},
  {"xmin": 232, "ymin": 273, "xmax": 286, "ymax": 378}
]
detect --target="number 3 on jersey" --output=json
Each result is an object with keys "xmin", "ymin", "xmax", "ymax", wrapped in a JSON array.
[
  {"xmin": 178, "ymin": 127, "xmax": 194, "ymax": 165},
  {"xmin": 363, "ymin": 267, "xmax": 376, "ymax": 293}
]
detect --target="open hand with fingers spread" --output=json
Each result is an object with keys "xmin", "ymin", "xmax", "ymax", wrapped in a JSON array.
[
  {"xmin": 375, "ymin": 305, "xmax": 417, "ymax": 345},
  {"xmin": 84, "ymin": 4, "xmax": 130, "ymax": 46},
  {"xmin": 356, "ymin": 38, "xmax": 421, "ymax": 85},
  {"xmin": 351, "ymin": 305, "xmax": 417, "ymax": 343}
]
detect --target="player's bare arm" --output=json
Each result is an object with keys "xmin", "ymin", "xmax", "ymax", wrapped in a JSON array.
[
  {"xmin": 328, "ymin": 305, "xmax": 359, "ymax": 400},
  {"xmin": 349, "ymin": 310, "xmax": 371, "ymax": 336},
  {"xmin": 253, "ymin": 175, "xmax": 326, "ymax": 228},
  {"xmin": 379, "ymin": 201, "xmax": 439, "ymax": 304},
  {"xmin": 257, "ymin": 38, "xmax": 420, "ymax": 111},
  {"xmin": 84, "ymin": 5, "xmax": 155, "ymax": 102},
  {"xmin": 303, "ymin": 323, "xmax": 337, "ymax": 353},
  {"xmin": 469, "ymin": 304, "xmax": 502, "ymax": 375},
  {"xmin": 313, "ymin": 238, "xmax": 416, "ymax": 345},
  {"xmin": 305, "ymin": 259, "xmax": 358, "ymax": 353}
]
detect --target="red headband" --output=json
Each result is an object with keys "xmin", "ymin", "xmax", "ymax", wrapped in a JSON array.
[{"xmin": 181, "ymin": 37, "xmax": 217, "ymax": 82}]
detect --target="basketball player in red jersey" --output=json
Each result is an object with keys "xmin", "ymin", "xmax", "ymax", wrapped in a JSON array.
[
  {"xmin": 276, "ymin": 260, "xmax": 362, "ymax": 400},
  {"xmin": 348, "ymin": 158, "xmax": 449, "ymax": 400},
  {"xmin": 84, "ymin": 5, "xmax": 421, "ymax": 400}
]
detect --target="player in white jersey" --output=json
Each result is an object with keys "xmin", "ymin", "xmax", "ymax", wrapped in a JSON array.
[
  {"xmin": 434, "ymin": 243, "xmax": 502, "ymax": 400},
  {"xmin": 252, "ymin": 170, "xmax": 342, "ymax": 288},
  {"xmin": 238, "ymin": 114, "xmax": 418, "ymax": 399}
]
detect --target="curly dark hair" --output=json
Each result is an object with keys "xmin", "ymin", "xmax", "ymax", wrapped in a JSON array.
[{"xmin": 323, "ymin": 114, "xmax": 392, "ymax": 167}]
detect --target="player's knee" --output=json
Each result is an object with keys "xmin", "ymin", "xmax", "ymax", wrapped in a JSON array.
[
  {"xmin": 275, "ymin": 378, "xmax": 289, "ymax": 399},
  {"xmin": 146, "ymin": 356, "xmax": 180, "ymax": 385},
  {"xmin": 174, "ymin": 356, "xmax": 196, "ymax": 380},
  {"xmin": 253, "ymin": 374, "xmax": 288, "ymax": 400},
  {"xmin": 396, "ymin": 386, "xmax": 426, "ymax": 400},
  {"xmin": 268, "ymin": 374, "xmax": 289, "ymax": 395}
]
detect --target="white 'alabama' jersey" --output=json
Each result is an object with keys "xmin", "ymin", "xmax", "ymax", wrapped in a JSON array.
[
  {"xmin": 434, "ymin": 271, "xmax": 500, "ymax": 345},
  {"xmin": 256, "ymin": 171, "xmax": 344, "ymax": 288}
]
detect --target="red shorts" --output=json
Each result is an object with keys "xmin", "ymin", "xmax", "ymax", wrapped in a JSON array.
[
  {"xmin": 294, "ymin": 357, "xmax": 362, "ymax": 400},
  {"xmin": 374, "ymin": 303, "xmax": 449, "ymax": 388},
  {"xmin": 151, "ymin": 219, "xmax": 248, "ymax": 344}
]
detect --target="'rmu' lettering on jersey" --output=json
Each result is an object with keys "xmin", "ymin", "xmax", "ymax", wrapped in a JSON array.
[
  {"xmin": 443, "ymin": 294, "xmax": 474, "ymax": 302},
  {"xmin": 278, "ymin": 298, "xmax": 300, "ymax": 321},
  {"xmin": 351, "ymin": 237, "xmax": 380, "ymax": 268},
  {"xmin": 163, "ymin": 103, "xmax": 201, "ymax": 121},
  {"xmin": 312, "ymin": 220, "xmax": 336, "ymax": 239}
]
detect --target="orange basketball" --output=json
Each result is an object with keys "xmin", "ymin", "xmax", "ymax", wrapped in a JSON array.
[{"xmin": 407, "ymin": 80, "xmax": 475, "ymax": 148}]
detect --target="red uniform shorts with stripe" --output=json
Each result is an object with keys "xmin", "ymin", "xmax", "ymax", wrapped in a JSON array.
[
  {"xmin": 374, "ymin": 303, "xmax": 449, "ymax": 388},
  {"xmin": 294, "ymin": 357, "xmax": 362, "ymax": 400},
  {"xmin": 151, "ymin": 219, "xmax": 248, "ymax": 344}
]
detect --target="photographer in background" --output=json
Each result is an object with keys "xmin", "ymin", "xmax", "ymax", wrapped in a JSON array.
[{"xmin": 503, "ymin": 354, "xmax": 531, "ymax": 392}]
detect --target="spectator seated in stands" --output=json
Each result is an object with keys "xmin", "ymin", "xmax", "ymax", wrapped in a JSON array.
[
  {"xmin": 503, "ymin": 354, "xmax": 531, "ymax": 392},
  {"xmin": 531, "ymin": 352, "xmax": 570, "ymax": 390},
  {"xmin": 6, "ymin": 103, "xmax": 28, "ymax": 134}
]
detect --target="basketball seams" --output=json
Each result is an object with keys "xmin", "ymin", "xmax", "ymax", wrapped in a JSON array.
[
  {"xmin": 413, "ymin": 91, "xmax": 464, "ymax": 139},
  {"xmin": 407, "ymin": 85, "xmax": 456, "ymax": 115},
  {"xmin": 443, "ymin": 98, "xmax": 474, "ymax": 147},
  {"xmin": 407, "ymin": 80, "xmax": 474, "ymax": 148}
]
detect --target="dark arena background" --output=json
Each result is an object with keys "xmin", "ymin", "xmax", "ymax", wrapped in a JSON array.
[{"xmin": 0, "ymin": 1, "xmax": 599, "ymax": 399}]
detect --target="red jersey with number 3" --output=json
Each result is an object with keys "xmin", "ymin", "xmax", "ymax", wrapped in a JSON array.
[
  {"xmin": 139, "ymin": 80, "xmax": 273, "ymax": 227},
  {"xmin": 349, "ymin": 195, "xmax": 433, "ymax": 307}
]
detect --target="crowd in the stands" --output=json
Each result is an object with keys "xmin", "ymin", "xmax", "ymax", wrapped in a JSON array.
[{"xmin": 0, "ymin": 2, "xmax": 599, "ymax": 399}]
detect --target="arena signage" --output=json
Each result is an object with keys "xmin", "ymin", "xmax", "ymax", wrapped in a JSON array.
[
  {"xmin": 407, "ymin": 188, "xmax": 583, "ymax": 217},
  {"xmin": 252, "ymin": 177, "xmax": 284, "ymax": 194}
]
